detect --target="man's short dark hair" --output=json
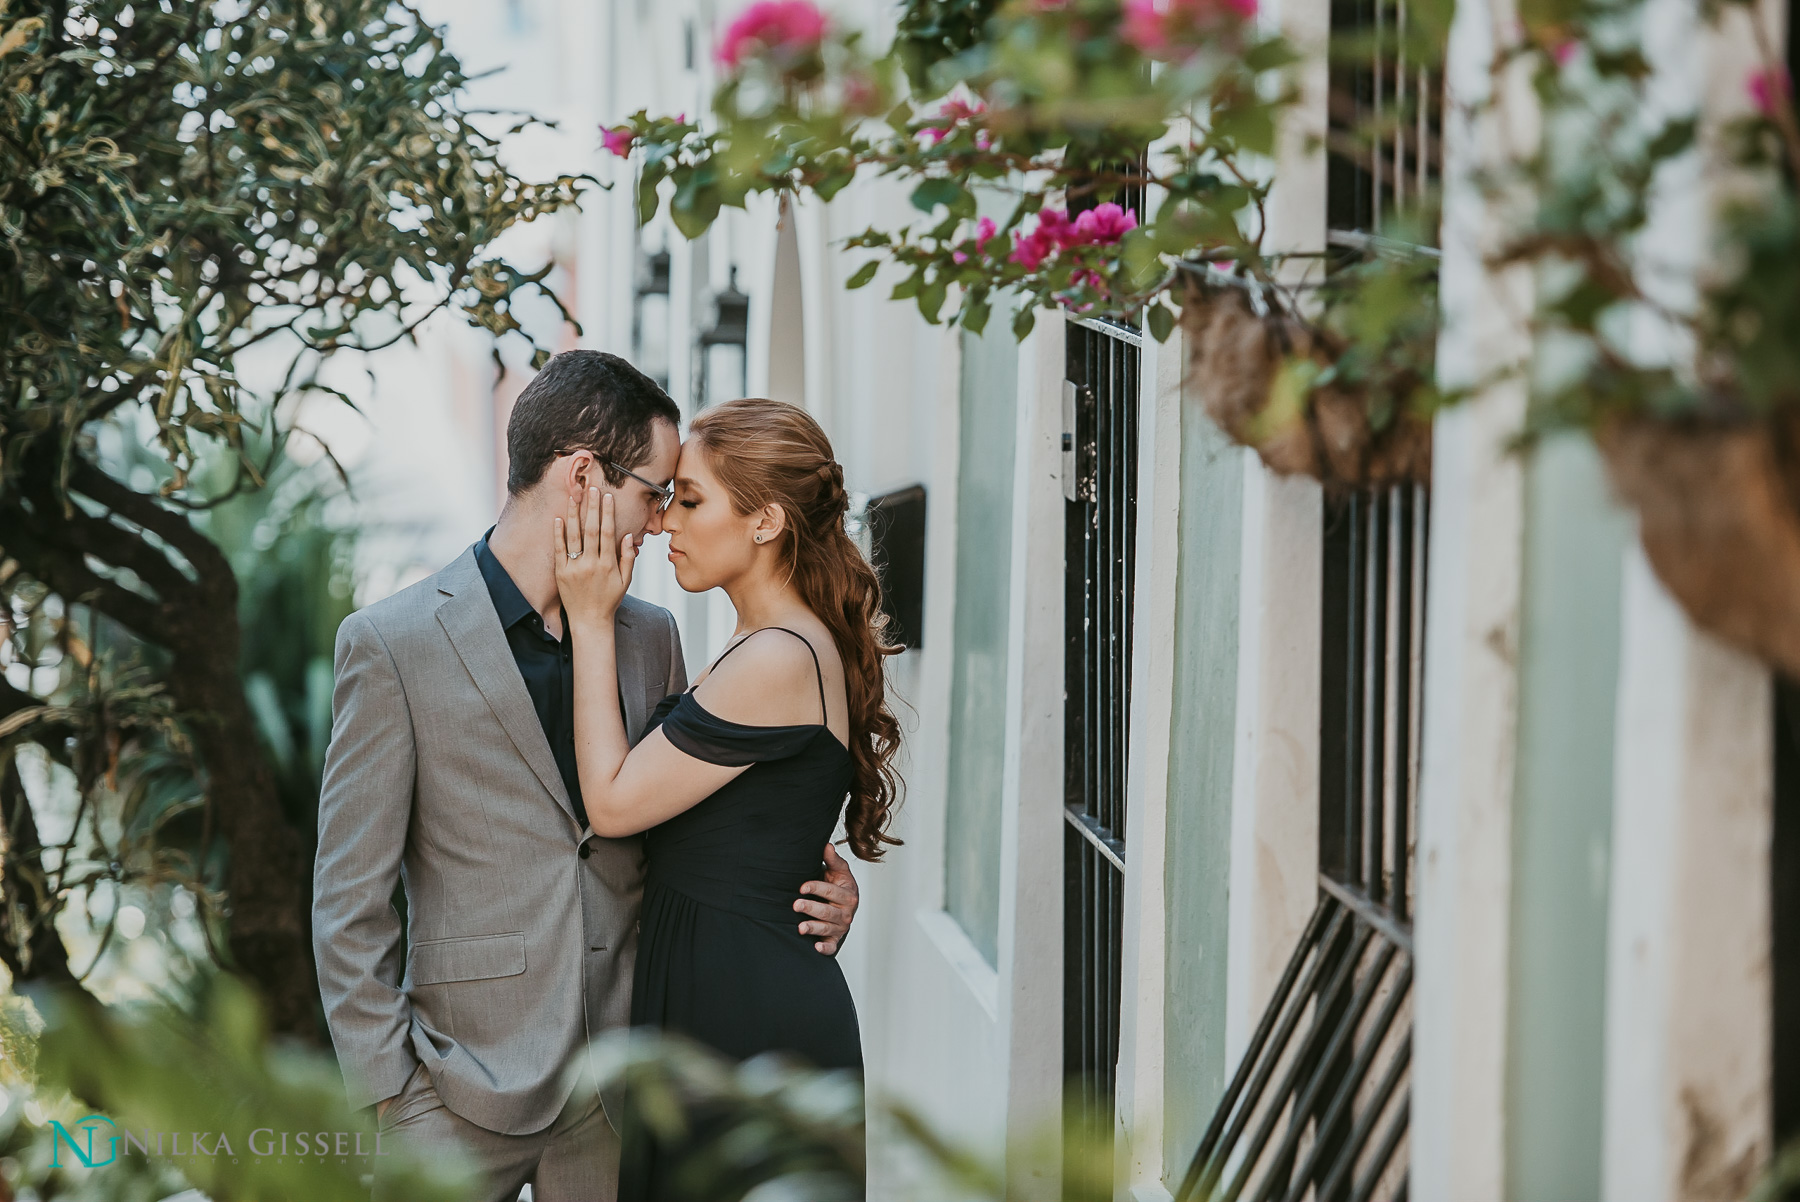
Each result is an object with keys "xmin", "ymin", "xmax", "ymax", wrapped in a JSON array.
[{"xmin": 506, "ymin": 350, "xmax": 682, "ymax": 495}]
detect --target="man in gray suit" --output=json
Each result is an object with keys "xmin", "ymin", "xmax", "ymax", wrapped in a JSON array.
[{"xmin": 313, "ymin": 352, "xmax": 861, "ymax": 1202}]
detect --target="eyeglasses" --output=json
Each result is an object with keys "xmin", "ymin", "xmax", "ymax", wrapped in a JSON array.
[
  {"xmin": 551, "ymin": 447, "xmax": 674, "ymax": 512},
  {"xmin": 610, "ymin": 461, "xmax": 676, "ymax": 513}
]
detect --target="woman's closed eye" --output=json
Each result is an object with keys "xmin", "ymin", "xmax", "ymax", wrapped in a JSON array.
[{"xmin": 678, "ymin": 499, "xmax": 700, "ymax": 509}]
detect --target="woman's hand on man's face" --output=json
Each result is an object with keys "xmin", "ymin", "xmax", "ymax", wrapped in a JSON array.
[{"xmin": 554, "ymin": 486, "xmax": 636, "ymax": 629}]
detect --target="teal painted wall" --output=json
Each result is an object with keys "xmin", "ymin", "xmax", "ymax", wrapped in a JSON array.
[
  {"xmin": 1162, "ymin": 408, "xmax": 1246, "ymax": 1185},
  {"xmin": 1503, "ymin": 432, "xmax": 1631, "ymax": 1199},
  {"xmin": 942, "ymin": 327, "xmax": 1021, "ymax": 965}
]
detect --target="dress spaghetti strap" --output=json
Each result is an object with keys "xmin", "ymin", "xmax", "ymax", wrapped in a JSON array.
[{"xmin": 701, "ymin": 627, "xmax": 829, "ymax": 725}]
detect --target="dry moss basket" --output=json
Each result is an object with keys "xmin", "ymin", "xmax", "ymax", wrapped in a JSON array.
[
  {"xmin": 1598, "ymin": 413, "xmax": 1800, "ymax": 677},
  {"xmin": 1178, "ymin": 277, "xmax": 1432, "ymax": 493}
]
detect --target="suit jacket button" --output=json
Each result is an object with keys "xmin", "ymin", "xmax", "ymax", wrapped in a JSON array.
[{"xmin": 578, "ymin": 843, "xmax": 592, "ymax": 859}]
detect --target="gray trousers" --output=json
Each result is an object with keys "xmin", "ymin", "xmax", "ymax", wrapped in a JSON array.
[{"xmin": 376, "ymin": 1062, "xmax": 618, "ymax": 1202}]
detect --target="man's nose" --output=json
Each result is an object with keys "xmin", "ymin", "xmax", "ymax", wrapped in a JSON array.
[{"xmin": 645, "ymin": 507, "xmax": 666, "ymax": 536}]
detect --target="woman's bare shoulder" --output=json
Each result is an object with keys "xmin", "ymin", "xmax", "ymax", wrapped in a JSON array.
[{"xmin": 693, "ymin": 628, "xmax": 832, "ymax": 726}]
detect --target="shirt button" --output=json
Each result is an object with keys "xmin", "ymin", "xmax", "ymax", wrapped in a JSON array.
[{"xmin": 579, "ymin": 844, "xmax": 592, "ymax": 859}]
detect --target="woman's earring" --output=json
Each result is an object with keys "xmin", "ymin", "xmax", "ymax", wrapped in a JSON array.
[{"xmin": 754, "ymin": 534, "xmax": 763, "ymax": 543}]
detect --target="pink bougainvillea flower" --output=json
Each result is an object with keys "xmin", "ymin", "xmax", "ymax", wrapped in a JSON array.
[
  {"xmin": 1750, "ymin": 66, "xmax": 1792, "ymax": 117},
  {"xmin": 975, "ymin": 216, "xmax": 998, "ymax": 254},
  {"xmin": 1550, "ymin": 38, "xmax": 1578, "ymax": 66},
  {"xmin": 1035, "ymin": 208, "xmax": 1078, "ymax": 247},
  {"xmin": 715, "ymin": 0, "xmax": 828, "ymax": 69},
  {"xmin": 602, "ymin": 126, "xmax": 635, "ymax": 158},
  {"xmin": 1071, "ymin": 202, "xmax": 1138, "ymax": 245},
  {"xmin": 1011, "ymin": 208, "xmax": 1079, "ymax": 270},
  {"xmin": 1122, "ymin": 0, "xmax": 1256, "ymax": 60},
  {"xmin": 1070, "ymin": 268, "xmax": 1108, "ymax": 292},
  {"xmin": 842, "ymin": 73, "xmax": 880, "ymax": 113},
  {"xmin": 1010, "ymin": 232, "xmax": 1052, "ymax": 271},
  {"xmin": 920, "ymin": 95, "xmax": 988, "ymax": 145}
]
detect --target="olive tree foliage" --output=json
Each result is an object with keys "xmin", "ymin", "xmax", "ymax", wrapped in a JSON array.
[{"xmin": 0, "ymin": 0, "xmax": 583, "ymax": 1033}]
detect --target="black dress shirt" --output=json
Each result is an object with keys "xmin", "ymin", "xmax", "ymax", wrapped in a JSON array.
[{"xmin": 474, "ymin": 532, "xmax": 584, "ymax": 812}]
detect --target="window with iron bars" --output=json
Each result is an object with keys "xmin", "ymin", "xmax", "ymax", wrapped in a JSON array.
[
  {"xmin": 1174, "ymin": 4, "xmax": 1441, "ymax": 1198},
  {"xmin": 1062, "ymin": 165, "xmax": 1148, "ymax": 1163}
]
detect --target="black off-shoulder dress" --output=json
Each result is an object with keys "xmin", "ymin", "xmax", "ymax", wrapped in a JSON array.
[{"xmin": 619, "ymin": 628, "xmax": 863, "ymax": 1200}]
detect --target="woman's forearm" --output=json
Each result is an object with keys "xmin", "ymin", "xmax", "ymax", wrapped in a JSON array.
[{"xmin": 568, "ymin": 615, "xmax": 634, "ymax": 831}]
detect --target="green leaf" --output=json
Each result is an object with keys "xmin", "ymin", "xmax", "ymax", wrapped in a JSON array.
[
  {"xmin": 1243, "ymin": 39, "xmax": 1302, "ymax": 72},
  {"xmin": 1211, "ymin": 104, "xmax": 1278, "ymax": 157},
  {"xmin": 671, "ymin": 170, "xmax": 723, "ymax": 238},
  {"xmin": 1647, "ymin": 118, "xmax": 1698, "ymax": 162},
  {"xmin": 1147, "ymin": 302, "xmax": 1175, "ymax": 343},
  {"xmin": 890, "ymin": 273, "xmax": 923, "ymax": 300},
  {"xmin": 918, "ymin": 273, "xmax": 949, "ymax": 323},
  {"xmin": 1012, "ymin": 304, "xmax": 1037, "ymax": 340},
  {"xmin": 637, "ymin": 168, "xmax": 666, "ymax": 226},
  {"xmin": 963, "ymin": 292, "xmax": 992, "ymax": 335},
  {"xmin": 846, "ymin": 259, "xmax": 881, "ymax": 290},
  {"xmin": 815, "ymin": 169, "xmax": 857, "ymax": 201},
  {"xmin": 911, "ymin": 177, "xmax": 969, "ymax": 215}
]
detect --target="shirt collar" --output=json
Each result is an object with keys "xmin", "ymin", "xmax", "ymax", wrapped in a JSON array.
[{"xmin": 474, "ymin": 528, "xmax": 538, "ymax": 632}]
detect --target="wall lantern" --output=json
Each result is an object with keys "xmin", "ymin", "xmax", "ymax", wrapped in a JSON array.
[
  {"xmin": 697, "ymin": 266, "xmax": 749, "ymax": 411},
  {"xmin": 632, "ymin": 246, "xmax": 672, "ymax": 391}
]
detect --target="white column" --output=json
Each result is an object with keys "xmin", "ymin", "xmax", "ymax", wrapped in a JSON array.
[
  {"xmin": 1114, "ymin": 318, "xmax": 1186, "ymax": 1202},
  {"xmin": 996, "ymin": 318, "xmax": 1069, "ymax": 1199},
  {"xmin": 1599, "ymin": 550, "xmax": 1773, "ymax": 1201},
  {"xmin": 1219, "ymin": 0, "xmax": 1329, "ymax": 1078},
  {"xmin": 1408, "ymin": 0, "xmax": 1538, "ymax": 1184}
]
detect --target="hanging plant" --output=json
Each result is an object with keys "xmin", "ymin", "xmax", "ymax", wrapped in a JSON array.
[
  {"xmin": 1597, "ymin": 413, "xmax": 1800, "ymax": 675},
  {"xmin": 1181, "ymin": 273, "xmax": 1435, "ymax": 490}
]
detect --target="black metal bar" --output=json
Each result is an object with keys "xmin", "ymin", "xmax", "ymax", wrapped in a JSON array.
[
  {"xmin": 1221, "ymin": 925, "xmax": 1378, "ymax": 1202},
  {"xmin": 1182, "ymin": 907, "xmax": 1356, "ymax": 1201},
  {"xmin": 1345, "ymin": 492, "xmax": 1366, "ymax": 891},
  {"xmin": 1280, "ymin": 958, "xmax": 1415, "ymax": 1202},
  {"xmin": 1362, "ymin": 491, "xmax": 1390, "ymax": 903},
  {"xmin": 1319, "ymin": 1035, "xmax": 1412, "ymax": 1200},
  {"xmin": 1249, "ymin": 938, "xmax": 1401, "ymax": 1202},
  {"xmin": 1391, "ymin": 486, "xmax": 1415, "ymax": 923},
  {"xmin": 1350, "ymin": 1095, "xmax": 1411, "ymax": 1202},
  {"xmin": 1178, "ymin": 899, "xmax": 1339, "ymax": 1200},
  {"xmin": 1319, "ymin": 874, "xmax": 1415, "ymax": 955},
  {"xmin": 1066, "ymin": 805, "xmax": 1127, "ymax": 871}
]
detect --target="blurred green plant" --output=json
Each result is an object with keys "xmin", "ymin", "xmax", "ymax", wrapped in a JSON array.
[
  {"xmin": 573, "ymin": 1028, "xmax": 1116, "ymax": 1202},
  {"xmin": 1501, "ymin": 0, "xmax": 1798, "ymax": 431},
  {"xmin": 1483, "ymin": 0, "xmax": 1800, "ymax": 677},
  {"xmin": 0, "ymin": 975, "xmax": 475, "ymax": 1201},
  {"xmin": 0, "ymin": 0, "xmax": 583, "ymax": 1035}
]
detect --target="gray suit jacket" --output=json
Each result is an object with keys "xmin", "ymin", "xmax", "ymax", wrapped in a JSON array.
[{"xmin": 312, "ymin": 546, "xmax": 686, "ymax": 1135}]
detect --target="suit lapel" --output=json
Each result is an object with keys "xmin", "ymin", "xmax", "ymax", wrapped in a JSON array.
[
  {"xmin": 433, "ymin": 551, "xmax": 581, "ymax": 828},
  {"xmin": 615, "ymin": 606, "xmax": 650, "ymax": 744}
]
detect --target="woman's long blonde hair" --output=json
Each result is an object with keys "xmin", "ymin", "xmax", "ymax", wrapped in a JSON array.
[{"xmin": 688, "ymin": 398, "xmax": 904, "ymax": 861}]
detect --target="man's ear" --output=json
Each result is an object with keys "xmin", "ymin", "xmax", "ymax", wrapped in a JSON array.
[{"xmin": 568, "ymin": 452, "xmax": 596, "ymax": 496}]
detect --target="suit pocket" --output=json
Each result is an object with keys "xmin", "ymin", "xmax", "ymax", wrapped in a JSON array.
[{"xmin": 408, "ymin": 932, "xmax": 527, "ymax": 985}]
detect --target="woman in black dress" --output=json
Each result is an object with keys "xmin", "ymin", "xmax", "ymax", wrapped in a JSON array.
[{"xmin": 552, "ymin": 398, "xmax": 902, "ymax": 1200}]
